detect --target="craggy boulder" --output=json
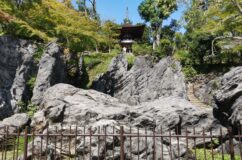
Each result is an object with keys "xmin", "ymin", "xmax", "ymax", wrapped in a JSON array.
[
  {"xmin": 0, "ymin": 36, "xmax": 37, "ymax": 115},
  {"xmin": 214, "ymin": 67, "xmax": 242, "ymax": 127},
  {"xmin": 30, "ymin": 83, "xmax": 221, "ymax": 159},
  {"xmin": 31, "ymin": 43, "xmax": 66, "ymax": 106},
  {"xmin": 92, "ymin": 55, "xmax": 187, "ymax": 105}
]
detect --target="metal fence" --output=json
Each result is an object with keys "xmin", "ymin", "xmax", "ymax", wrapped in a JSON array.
[{"xmin": 0, "ymin": 125, "xmax": 241, "ymax": 160}]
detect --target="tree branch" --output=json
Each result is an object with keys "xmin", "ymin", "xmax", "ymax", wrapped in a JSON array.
[
  {"xmin": 88, "ymin": 0, "xmax": 93, "ymax": 5},
  {"xmin": 231, "ymin": 0, "xmax": 242, "ymax": 15},
  {"xmin": 211, "ymin": 36, "xmax": 242, "ymax": 56},
  {"xmin": 0, "ymin": 10, "xmax": 13, "ymax": 22}
]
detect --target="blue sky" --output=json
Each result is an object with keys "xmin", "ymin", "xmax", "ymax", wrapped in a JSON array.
[{"xmin": 72, "ymin": 0, "xmax": 187, "ymax": 32}]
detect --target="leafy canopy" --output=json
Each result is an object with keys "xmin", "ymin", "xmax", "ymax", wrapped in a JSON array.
[
  {"xmin": 138, "ymin": 0, "xmax": 177, "ymax": 25},
  {"xmin": 138, "ymin": 0, "xmax": 177, "ymax": 49},
  {"xmin": 0, "ymin": 0, "xmax": 106, "ymax": 52}
]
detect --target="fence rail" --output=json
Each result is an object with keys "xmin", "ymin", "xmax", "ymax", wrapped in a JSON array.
[{"xmin": 0, "ymin": 125, "xmax": 241, "ymax": 160}]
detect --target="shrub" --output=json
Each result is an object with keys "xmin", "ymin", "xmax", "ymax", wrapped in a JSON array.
[
  {"xmin": 155, "ymin": 38, "xmax": 173, "ymax": 58},
  {"xmin": 17, "ymin": 100, "xmax": 38, "ymax": 118},
  {"xmin": 174, "ymin": 49, "xmax": 192, "ymax": 65},
  {"xmin": 33, "ymin": 44, "xmax": 44, "ymax": 63},
  {"xmin": 27, "ymin": 103, "xmax": 38, "ymax": 118},
  {"xmin": 125, "ymin": 54, "xmax": 135, "ymax": 70},
  {"xmin": 17, "ymin": 101, "xmax": 27, "ymax": 112},
  {"xmin": 133, "ymin": 43, "xmax": 152, "ymax": 56},
  {"xmin": 182, "ymin": 65, "xmax": 198, "ymax": 78},
  {"xmin": 27, "ymin": 76, "xmax": 36, "ymax": 91},
  {"xmin": 114, "ymin": 44, "xmax": 121, "ymax": 51}
]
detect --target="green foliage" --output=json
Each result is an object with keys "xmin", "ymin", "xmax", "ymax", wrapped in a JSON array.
[
  {"xmin": 26, "ymin": 103, "xmax": 38, "ymax": 118},
  {"xmin": 33, "ymin": 44, "xmax": 44, "ymax": 63},
  {"xmin": 17, "ymin": 100, "xmax": 38, "ymax": 118},
  {"xmin": 162, "ymin": 19, "xmax": 180, "ymax": 41},
  {"xmin": 85, "ymin": 58, "xmax": 102, "ymax": 70},
  {"xmin": 101, "ymin": 20, "xmax": 120, "ymax": 52},
  {"xmin": 0, "ymin": 23, "xmax": 5, "ymax": 36},
  {"xmin": 83, "ymin": 50, "xmax": 119, "ymax": 87},
  {"xmin": 182, "ymin": 65, "xmax": 198, "ymax": 78},
  {"xmin": 114, "ymin": 44, "xmax": 121, "ymax": 51},
  {"xmin": 76, "ymin": 0, "xmax": 99, "ymax": 20},
  {"xmin": 182, "ymin": 0, "xmax": 242, "ymax": 65},
  {"xmin": 27, "ymin": 76, "xmax": 36, "ymax": 91},
  {"xmin": 138, "ymin": 0, "xmax": 177, "ymax": 24},
  {"xmin": 15, "ymin": 137, "xmax": 33, "ymax": 153},
  {"xmin": 133, "ymin": 43, "xmax": 152, "ymax": 56},
  {"xmin": 156, "ymin": 38, "xmax": 173, "ymax": 57},
  {"xmin": 170, "ymin": 63, "xmax": 177, "ymax": 71},
  {"xmin": 0, "ymin": 0, "xmax": 105, "ymax": 52},
  {"xmin": 125, "ymin": 54, "xmax": 135, "ymax": 69},
  {"xmin": 174, "ymin": 50, "xmax": 191, "ymax": 65},
  {"xmin": 138, "ymin": 0, "xmax": 177, "ymax": 49},
  {"xmin": 17, "ymin": 101, "xmax": 27, "ymax": 113},
  {"xmin": 193, "ymin": 148, "xmax": 240, "ymax": 160}
]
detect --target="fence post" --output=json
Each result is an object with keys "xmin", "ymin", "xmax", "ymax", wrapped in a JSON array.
[
  {"xmin": 228, "ymin": 127, "xmax": 235, "ymax": 160},
  {"xmin": 120, "ymin": 126, "xmax": 125, "ymax": 160},
  {"xmin": 24, "ymin": 126, "xmax": 28, "ymax": 160}
]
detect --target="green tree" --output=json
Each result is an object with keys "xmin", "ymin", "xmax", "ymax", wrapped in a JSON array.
[
  {"xmin": 0, "ymin": 0, "xmax": 104, "ymax": 52},
  {"xmin": 76, "ymin": 0, "xmax": 88, "ymax": 16},
  {"xmin": 102, "ymin": 20, "xmax": 120, "ymax": 53},
  {"xmin": 75, "ymin": 0, "xmax": 99, "ymax": 20},
  {"xmin": 184, "ymin": 0, "xmax": 242, "ymax": 64},
  {"xmin": 138, "ymin": 0, "xmax": 177, "ymax": 50}
]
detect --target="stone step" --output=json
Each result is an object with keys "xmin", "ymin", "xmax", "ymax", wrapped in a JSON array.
[{"xmin": 187, "ymin": 84, "xmax": 209, "ymax": 108}]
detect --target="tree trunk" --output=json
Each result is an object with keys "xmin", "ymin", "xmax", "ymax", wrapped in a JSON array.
[
  {"xmin": 93, "ymin": 0, "xmax": 97, "ymax": 16},
  {"xmin": 95, "ymin": 43, "xmax": 99, "ymax": 53},
  {"xmin": 84, "ymin": 0, "xmax": 88, "ymax": 17},
  {"xmin": 156, "ymin": 32, "xmax": 160, "ymax": 48},
  {"xmin": 153, "ymin": 40, "xmax": 156, "ymax": 50},
  {"xmin": 152, "ymin": 31, "xmax": 157, "ymax": 50},
  {"xmin": 231, "ymin": 0, "xmax": 242, "ymax": 15},
  {"xmin": 89, "ymin": 0, "xmax": 97, "ymax": 20}
]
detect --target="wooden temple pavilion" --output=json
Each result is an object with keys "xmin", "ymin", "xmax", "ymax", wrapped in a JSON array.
[{"xmin": 119, "ymin": 24, "xmax": 145, "ymax": 53}]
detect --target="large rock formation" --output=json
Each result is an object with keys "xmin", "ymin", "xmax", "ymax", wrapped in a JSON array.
[
  {"xmin": 31, "ymin": 42, "xmax": 66, "ymax": 106},
  {"xmin": 0, "ymin": 36, "xmax": 66, "ymax": 118},
  {"xmin": 214, "ymin": 67, "xmax": 242, "ymax": 127},
  {"xmin": 32, "ymin": 83, "xmax": 220, "ymax": 135},
  {"xmin": 0, "ymin": 113, "xmax": 30, "ymax": 143},
  {"xmin": 92, "ymin": 55, "xmax": 187, "ymax": 105},
  {"xmin": 0, "ymin": 113, "xmax": 30, "ymax": 128},
  {"xmin": 30, "ymin": 83, "xmax": 221, "ymax": 159},
  {"xmin": 0, "ymin": 36, "xmax": 37, "ymax": 117},
  {"xmin": 1, "ymin": 36, "xmax": 234, "ymax": 159},
  {"xmin": 0, "ymin": 90, "xmax": 12, "ymax": 120},
  {"xmin": 10, "ymin": 48, "xmax": 37, "ymax": 112},
  {"xmin": 193, "ymin": 74, "xmax": 221, "ymax": 106}
]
